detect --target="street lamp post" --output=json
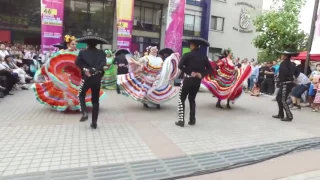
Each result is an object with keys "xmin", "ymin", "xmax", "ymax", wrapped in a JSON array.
[{"xmin": 305, "ymin": 0, "xmax": 320, "ymax": 74}]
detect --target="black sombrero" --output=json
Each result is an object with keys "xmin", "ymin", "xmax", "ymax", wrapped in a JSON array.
[
  {"xmin": 115, "ymin": 49, "xmax": 131, "ymax": 56},
  {"xmin": 77, "ymin": 36, "xmax": 109, "ymax": 44},
  {"xmin": 52, "ymin": 42, "xmax": 66, "ymax": 50},
  {"xmin": 158, "ymin": 48, "xmax": 174, "ymax": 55},
  {"xmin": 182, "ymin": 37, "xmax": 210, "ymax": 47},
  {"xmin": 275, "ymin": 49, "xmax": 299, "ymax": 57}
]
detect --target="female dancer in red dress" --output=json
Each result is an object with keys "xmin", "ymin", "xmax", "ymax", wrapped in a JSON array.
[{"xmin": 202, "ymin": 50, "xmax": 252, "ymax": 108}]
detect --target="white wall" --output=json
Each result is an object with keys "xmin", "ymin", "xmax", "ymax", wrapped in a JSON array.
[{"xmin": 209, "ymin": 0, "xmax": 263, "ymax": 60}]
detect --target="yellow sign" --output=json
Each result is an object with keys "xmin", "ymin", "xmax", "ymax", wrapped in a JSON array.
[
  {"xmin": 117, "ymin": 22, "xmax": 128, "ymax": 28},
  {"xmin": 43, "ymin": 8, "xmax": 57, "ymax": 15},
  {"xmin": 116, "ymin": 0, "xmax": 133, "ymax": 21}
]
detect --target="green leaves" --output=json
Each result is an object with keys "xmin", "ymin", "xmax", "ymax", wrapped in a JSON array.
[{"xmin": 253, "ymin": 0, "xmax": 308, "ymax": 58}]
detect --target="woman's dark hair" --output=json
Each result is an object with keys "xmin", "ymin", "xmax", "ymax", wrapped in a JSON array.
[
  {"xmin": 223, "ymin": 50, "xmax": 230, "ymax": 57},
  {"xmin": 4, "ymin": 55, "xmax": 11, "ymax": 62}
]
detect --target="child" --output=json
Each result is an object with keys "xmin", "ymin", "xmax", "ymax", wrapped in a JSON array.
[
  {"xmin": 249, "ymin": 82, "xmax": 260, "ymax": 97},
  {"xmin": 312, "ymin": 78, "xmax": 320, "ymax": 112}
]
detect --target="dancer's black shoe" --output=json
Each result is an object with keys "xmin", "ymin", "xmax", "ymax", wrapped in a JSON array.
[
  {"xmin": 90, "ymin": 123, "xmax": 97, "ymax": 129},
  {"xmin": 188, "ymin": 118, "xmax": 196, "ymax": 126},
  {"xmin": 216, "ymin": 103, "xmax": 223, "ymax": 109},
  {"xmin": 80, "ymin": 112, "xmax": 88, "ymax": 122},
  {"xmin": 175, "ymin": 121, "xmax": 184, "ymax": 127},
  {"xmin": 226, "ymin": 104, "xmax": 231, "ymax": 109},
  {"xmin": 272, "ymin": 115, "xmax": 283, "ymax": 119},
  {"xmin": 156, "ymin": 104, "xmax": 160, "ymax": 109},
  {"xmin": 281, "ymin": 117, "xmax": 293, "ymax": 122},
  {"xmin": 143, "ymin": 103, "xmax": 149, "ymax": 108}
]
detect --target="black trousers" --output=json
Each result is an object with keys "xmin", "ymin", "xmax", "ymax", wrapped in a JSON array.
[
  {"xmin": 78, "ymin": 74, "xmax": 102, "ymax": 124},
  {"xmin": 261, "ymin": 78, "xmax": 275, "ymax": 94},
  {"xmin": 116, "ymin": 84, "xmax": 120, "ymax": 94},
  {"xmin": 276, "ymin": 83, "xmax": 294, "ymax": 118},
  {"xmin": 0, "ymin": 70, "xmax": 17, "ymax": 94},
  {"xmin": 178, "ymin": 77, "xmax": 201, "ymax": 122}
]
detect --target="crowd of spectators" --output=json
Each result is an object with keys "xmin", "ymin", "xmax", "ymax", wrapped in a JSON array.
[
  {"xmin": 0, "ymin": 42, "xmax": 39, "ymax": 98},
  {"xmin": 241, "ymin": 56, "xmax": 320, "ymax": 113}
]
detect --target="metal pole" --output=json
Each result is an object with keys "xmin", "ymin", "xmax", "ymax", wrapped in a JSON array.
[{"xmin": 305, "ymin": 0, "xmax": 319, "ymax": 74}]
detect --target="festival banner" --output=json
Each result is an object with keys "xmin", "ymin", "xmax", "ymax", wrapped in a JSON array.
[
  {"xmin": 311, "ymin": 6, "xmax": 320, "ymax": 54},
  {"xmin": 116, "ymin": 0, "xmax": 134, "ymax": 51},
  {"xmin": 41, "ymin": 0, "xmax": 64, "ymax": 53},
  {"xmin": 164, "ymin": 0, "xmax": 186, "ymax": 54}
]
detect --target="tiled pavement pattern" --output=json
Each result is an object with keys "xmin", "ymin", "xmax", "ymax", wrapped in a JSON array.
[
  {"xmin": 1, "ymin": 137, "xmax": 320, "ymax": 180},
  {"xmin": 1, "ymin": 89, "xmax": 320, "ymax": 179},
  {"xmin": 0, "ymin": 123, "xmax": 156, "ymax": 176}
]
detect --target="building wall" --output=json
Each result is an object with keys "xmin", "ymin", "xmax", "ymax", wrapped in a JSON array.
[{"xmin": 209, "ymin": 0, "xmax": 263, "ymax": 61}]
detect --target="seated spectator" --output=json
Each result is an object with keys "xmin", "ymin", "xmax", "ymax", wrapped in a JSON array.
[
  {"xmin": 249, "ymin": 82, "xmax": 260, "ymax": 97},
  {"xmin": 290, "ymin": 70, "xmax": 311, "ymax": 110},
  {"xmin": 3, "ymin": 55, "xmax": 29, "ymax": 90},
  {"xmin": 0, "ymin": 76, "xmax": 6, "ymax": 97},
  {"xmin": 0, "ymin": 62, "xmax": 19, "ymax": 95}
]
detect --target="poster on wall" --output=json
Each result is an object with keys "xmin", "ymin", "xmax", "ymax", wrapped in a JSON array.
[
  {"xmin": 311, "ymin": 6, "xmax": 320, "ymax": 54},
  {"xmin": 41, "ymin": 0, "xmax": 64, "ymax": 53},
  {"xmin": 116, "ymin": 0, "xmax": 134, "ymax": 51},
  {"xmin": 164, "ymin": 0, "xmax": 186, "ymax": 54}
]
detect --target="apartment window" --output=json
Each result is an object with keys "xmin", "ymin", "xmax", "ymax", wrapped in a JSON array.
[
  {"xmin": 183, "ymin": 14, "xmax": 201, "ymax": 37},
  {"xmin": 186, "ymin": 0, "xmax": 202, "ymax": 6},
  {"xmin": 131, "ymin": 36, "xmax": 159, "ymax": 54},
  {"xmin": 211, "ymin": 16, "xmax": 224, "ymax": 31}
]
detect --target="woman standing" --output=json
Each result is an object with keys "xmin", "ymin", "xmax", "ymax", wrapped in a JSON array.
[{"xmin": 101, "ymin": 50, "xmax": 117, "ymax": 89}]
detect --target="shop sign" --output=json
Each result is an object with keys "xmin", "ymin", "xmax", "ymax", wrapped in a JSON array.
[{"xmin": 0, "ymin": 15, "xmax": 28, "ymax": 28}]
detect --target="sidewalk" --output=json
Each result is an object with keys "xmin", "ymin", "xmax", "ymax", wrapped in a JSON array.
[
  {"xmin": 185, "ymin": 150, "xmax": 320, "ymax": 180},
  {"xmin": 1, "ymin": 89, "xmax": 320, "ymax": 179}
]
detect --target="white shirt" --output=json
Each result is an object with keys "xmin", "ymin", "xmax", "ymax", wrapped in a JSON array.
[
  {"xmin": 0, "ymin": 50, "xmax": 9, "ymax": 61},
  {"xmin": 0, "ymin": 63, "xmax": 6, "ymax": 70},
  {"xmin": 24, "ymin": 51, "xmax": 32, "ymax": 59},
  {"xmin": 296, "ymin": 73, "xmax": 311, "ymax": 85}
]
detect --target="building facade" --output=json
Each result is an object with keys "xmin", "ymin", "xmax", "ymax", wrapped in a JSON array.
[
  {"xmin": 208, "ymin": 0, "xmax": 263, "ymax": 60},
  {"xmin": 0, "ymin": 0, "xmax": 262, "ymax": 59}
]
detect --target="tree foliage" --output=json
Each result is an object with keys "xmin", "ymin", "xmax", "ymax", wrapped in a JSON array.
[
  {"xmin": 257, "ymin": 50, "xmax": 278, "ymax": 63},
  {"xmin": 253, "ymin": 0, "xmax": 308, "ymax": 56}
]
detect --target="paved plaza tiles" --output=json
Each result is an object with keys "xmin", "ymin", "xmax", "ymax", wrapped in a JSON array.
[{"xmin": 0, "ymin": 88, "xmax": 320, "ymax": 179}]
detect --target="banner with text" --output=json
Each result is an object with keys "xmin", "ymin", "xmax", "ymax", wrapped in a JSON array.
[
  {"xmin": 41, "ymin": 0, "xmax": 64, "ymax": 53},
  {"xmin": 311, "ymin": 6, "xmax": 320, "ymax": 54},
  {"xmin": 164, "ymin": 0, "xmax": 186, "ymax": 54},
  {"xmin": 116, "ymin": 0, "xmax": 134, "ymax": 51}
]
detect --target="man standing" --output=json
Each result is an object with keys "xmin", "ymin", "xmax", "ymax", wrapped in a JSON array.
[
  {"xmin": 261, "ymin": 62, "xmax": 275, "ymax": 95},
  {"xmin": 75, "ymin": 36, "xmax": 108, "ymax": 129},
  {"xmin": 176, "ymin": 37, "xmax": 212, "ymax": 127},
  {"xmin": 272, "ymin": 50, "xmax": 299, "ymax": 122}
]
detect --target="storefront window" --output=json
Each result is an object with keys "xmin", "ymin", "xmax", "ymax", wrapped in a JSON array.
[
  {"xmin": 0, "ymin": 0, "xmax": 41, "ymax": 44},
  {"xmin": 132, "ymin": 35, "xmax": 159, "ymax": 54},
  {"xmin": 64, "ymin": 0, "xmax": 115, "ymax": 44},
  {"xmin": 133, "ymin": 0, "xmax": 162, "ymax": 32}
]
